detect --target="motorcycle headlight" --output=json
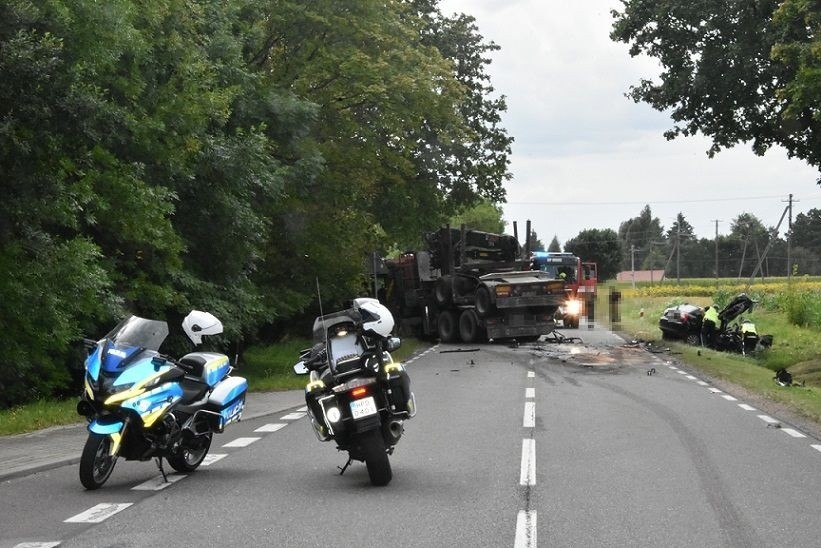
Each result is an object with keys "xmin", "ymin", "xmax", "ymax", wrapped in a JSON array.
[{"xmin": 566, "ymin": 299, "xmax": 582, "ymax": 316}]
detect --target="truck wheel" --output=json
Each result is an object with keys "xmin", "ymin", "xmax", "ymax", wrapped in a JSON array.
[
  {"xmin": 437, "ymin": 310, "xmax": 459, "ymax": 343},
  {"xmin": 459, "ymin": 309, "xmax": 485, "ymax": 343},
  {"xmin": 435, "ymin": 276, "xmax": 453, "ymax": 306},
  {"xmin": 475, "ymin": 285, "xmax": 495, "ymax": 318}
]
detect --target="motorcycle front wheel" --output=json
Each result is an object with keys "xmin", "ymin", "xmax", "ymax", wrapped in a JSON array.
[
  {"xmin": 167, "ymin": 433, "xmax": 212, "ymax": 473},
  {"xmin": 362, "ymin": 429, "xmax": 392, "ymax": 486},
  {"xmin": 79, "ymin": 433, "xmax": 118, "ymax": 490}
]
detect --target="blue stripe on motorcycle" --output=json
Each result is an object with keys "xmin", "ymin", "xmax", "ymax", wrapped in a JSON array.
[{"xmin": 89, "ymin": 420, "xmax": 124, "ymax": 434}]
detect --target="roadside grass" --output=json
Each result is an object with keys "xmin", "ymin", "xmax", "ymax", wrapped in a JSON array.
[
  {"xmin": 0, "ymin": 337, "xmax": 425, "ymax": 436},
  {"xmin": 605, "ymin": 285, "xmax": 821, "ymax": 425},
  {"xmin": 0, "ymin": 399, "xmax": 80, "ymax": 437}
]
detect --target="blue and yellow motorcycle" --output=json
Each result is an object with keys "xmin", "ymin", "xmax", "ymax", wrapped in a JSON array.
[{"xmin": 77, "ymin": 311, "xmax": 247, "ymax": 489}]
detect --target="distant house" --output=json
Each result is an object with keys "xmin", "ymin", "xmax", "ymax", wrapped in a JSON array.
[{"xmin": 616, "ymin": 270, "xmax": 666, "ymax": 283}]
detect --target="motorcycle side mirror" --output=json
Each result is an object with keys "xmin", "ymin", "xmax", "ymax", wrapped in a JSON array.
[
  {"xmin": 385, "ymin": 337, "xmax": 401, "ymax": 352},
  {"xmin": 293, "ymin": 361, "xmax": 309, "ymax": 375}
]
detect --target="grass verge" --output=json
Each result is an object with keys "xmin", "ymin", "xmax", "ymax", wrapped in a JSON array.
[
  {"xmin": 605, "ymin": 287, "xmax": 821, "ymax": 426},
  {"xmin": 0, "ymin": 337, "xmax": 425, "ymax": 436}
]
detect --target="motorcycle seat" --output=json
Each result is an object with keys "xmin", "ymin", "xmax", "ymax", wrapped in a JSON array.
[{"xmin": 179, "ymin": 376, "xmax": 210, "ymax": 404}]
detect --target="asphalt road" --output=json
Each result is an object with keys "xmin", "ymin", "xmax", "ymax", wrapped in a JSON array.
[{"xmin": 2, "ymin": 326, "xmax": 820, "ymax": 547}]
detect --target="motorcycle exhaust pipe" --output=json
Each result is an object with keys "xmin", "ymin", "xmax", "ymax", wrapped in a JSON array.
[{"xmin": 385, "ymin": 420, "xmax": 404, "ymax": 443}]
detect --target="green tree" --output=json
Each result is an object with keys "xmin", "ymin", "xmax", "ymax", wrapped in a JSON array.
[
  {"xmin": 791, "ymin": 208, "xmax": 821, "ymax": 255},
  {"xmin": 548, "ymin": 235, "xmax": 562, "ymax": 252},
  {"xmin": 611, "ymin": 0, "xmax": 821, "ymax": 181},
  {"xmin": 528, "ymin": 230, "xmax": 545, "ymax": 252},
  {"xmin": 617, "ymin": 205, "xmax": 664, "ymax": 269},
  {"xmin": 565, "ymin": 229, "xmax": 623, "ymax": 281},
  {"xmin": 450, "ymin": 200, "xmax": 505, "ymax": 233}
]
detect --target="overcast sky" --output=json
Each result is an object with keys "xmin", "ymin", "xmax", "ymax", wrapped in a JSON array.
[{"xmin": 439, "ymin": 0, "xmax": 820, "ymax": 248}]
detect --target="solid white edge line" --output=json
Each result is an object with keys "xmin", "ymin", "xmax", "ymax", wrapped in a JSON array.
[
  {"xmin": 514, "ymin": 510, "xmax": 537, "ymax": 548},
  {"xmin": 525, "ymin": 387, "xmax": 535, "ymax": 399},
  {"xmin": 65, "ymin": 503, "xmax": 133, "ymax": 523},
  {"xmin": 781, "ymin": 428, "xmax": 806, "ymax": 438},
  {"xmin": 519, "ymin": 439, "xmax": 536, "ymax": 486},
  {"xmin": 523, "ymin": 402, "xmax": 535, "ymax": 428},
  {"xmin": 222, "ymin": 437, "xmax": 261, "ymax": 448}
]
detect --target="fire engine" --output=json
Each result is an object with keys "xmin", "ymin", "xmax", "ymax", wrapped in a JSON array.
[{"xmin": 529, "ymin": 252, "xmax": 597, "ymax": 328}]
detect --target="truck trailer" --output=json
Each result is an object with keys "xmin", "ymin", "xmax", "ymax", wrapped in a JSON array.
[{"xmin": 382, "ymin": 224, "xmax": 566, "ymax": 343}]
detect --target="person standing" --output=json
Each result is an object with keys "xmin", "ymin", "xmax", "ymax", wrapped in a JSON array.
[{"xmin": 701, "ymin": 305, "xmax": 719, "ymax": 348}]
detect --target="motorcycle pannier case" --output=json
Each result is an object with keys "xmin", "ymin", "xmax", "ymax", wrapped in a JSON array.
[
  {"xmin": 383, "ymin": 364, "xmax": 414, "ymax": 416},
  {"xmin": 205, "ymin": 376, "xmax": 248, "ymax": 431}
]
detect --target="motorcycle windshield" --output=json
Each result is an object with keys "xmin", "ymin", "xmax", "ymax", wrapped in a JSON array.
[{"xmin": 105, "ymin": 316, "xmax": 169, "ymax": 352}]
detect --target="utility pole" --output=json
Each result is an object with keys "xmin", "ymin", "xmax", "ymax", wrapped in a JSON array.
[
  {"xmin": 630, "ymin": 244, "xmax": 636, "ymax": 289},
  {"xmin": 676, "ymin": 223, "xmax": 681, "ymax": 284},
  {"xmin": 712, "ymin": 220, "xmax": 721, "ymax": 283},
  {"xmin": 783, "ymin": 193, "xmax": 798, "ymax": 280}
]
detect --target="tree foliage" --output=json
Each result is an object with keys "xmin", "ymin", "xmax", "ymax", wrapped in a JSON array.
[
  {"xmin": 611, "ymin": 0, "xmax": 821, "ymax": 180},
  {"xmin": 0, "ymin": 0, "xmax": 512, "ymax": 407},
  {"xmin": 565, "ymin": 229, "xmax": 623, "ymax": 281}
]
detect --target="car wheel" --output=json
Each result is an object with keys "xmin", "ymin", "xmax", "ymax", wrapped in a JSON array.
[{"xmin": 685, "ymin": 333, "xmax": 700, "ymax": 346}]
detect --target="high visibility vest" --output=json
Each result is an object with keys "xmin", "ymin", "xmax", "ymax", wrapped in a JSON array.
[
  {"xmin": 704, "ymin": 307, "xmax": 719, "ymax": 324},
  {"xmin": 741, "ymin": 322, "xmax": 757, "ymax": 335}
]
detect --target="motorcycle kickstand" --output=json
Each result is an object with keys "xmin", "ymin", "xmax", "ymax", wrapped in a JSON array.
[
  {"xmin": 337, "ymin": 458, "xmax": 353, "ymax": 476},
  {"xmin": 155, "ymin": 457, "xmax": 168, "ymax": 483}
]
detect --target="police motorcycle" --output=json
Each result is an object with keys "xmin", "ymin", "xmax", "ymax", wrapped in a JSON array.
[
  {"xmin": 76, "ymin": 311, "xmax": 248, "ymax": 489},
  {"xmin": 293, "ymin": 298, "xmax": 416, "ymax": 486}
]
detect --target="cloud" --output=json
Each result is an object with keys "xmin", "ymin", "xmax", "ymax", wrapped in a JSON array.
[{"xmin": 439, "ymin": 0, "xmax": 820, "ymax": 246}]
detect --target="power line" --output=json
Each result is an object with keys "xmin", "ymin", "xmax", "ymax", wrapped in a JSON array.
[{"xmin": 506, "ymin": 194, "xmax": 787, "ymax": 206}]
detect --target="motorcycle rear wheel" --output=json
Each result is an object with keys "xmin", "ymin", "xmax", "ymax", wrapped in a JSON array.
[
  {"xmin": 167, "ymin": 433, "xmax": 213, "ymax": 473},
  {"xmin": 363, "ymin": 430, "xmax": 392, "ymax": 486},
  {"xmin": 79, "ymin": 433, "xmax": 118, "ymax": 490}
]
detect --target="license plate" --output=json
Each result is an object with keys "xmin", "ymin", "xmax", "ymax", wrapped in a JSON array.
[{"xmin": 350, "ymin": 397, "xmax": 377, "ymax": 419}]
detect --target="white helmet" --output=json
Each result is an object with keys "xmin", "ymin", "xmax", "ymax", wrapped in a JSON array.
[
  {"xmin": 353, "ymin": 298, "xmax": 394, "ymax": 339},
  {"xmin": 182, "ymin": 310, "xmax": 224, "ymax": 345}
]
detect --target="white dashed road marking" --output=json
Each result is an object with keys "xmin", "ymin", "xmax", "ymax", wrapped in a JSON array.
[
  {"xmin": 697, "ymin": 381, "xmax": 709, "ymax": 386},
  {"xmin": 201, "ymin": 453, "xmax": 228, "ymax": 466},
  {"xmin": 758, "ymin": 415, "xmax": 779, "ymax": 425},
  {"xmin": 525, "ymin": 388, "xmax": 535, "ymax": 399},
  {"xmin": 781, "ymin": 428, "xmax": 806, "ymax": 438},
  {"xmin": 13, "ymin": 543, "xmax": 61, "ymax": 548},
  {"xmin": 527, "ymin": 371, "xmax": 535, "ymax": 378},
  {"xmin": 686, "ymin": 375, "xmax": 697, "ymax": 380},
  {"xmin": 812, "ymin": 445, "xmax": 821, "ymax": 453},
  {"xmin": 222, "ymin": 437, "xmax": 261, "ymax": 448},
  {"xmin": 255, "ymin": 423, "xmax": 287, "ymax": 433},
  {"xmin": 65, "ymin": 503, "xmax": 133, "ymax": 523},
  {"xmin": 523, "ymin": 402, "xmax": 535, "ymax": 428},
  {"xmin": 677, "ymin": 371, "xmax": 687, "ymax": 375},
  {"xmin": 738, "ymin": 404, "xmax": 757, "ymax": 411},
  {"xmin": 297, "ymin": 406, "xmax": 308, "ymax": 412},
  {"xmin": 708, "ymin": 387, "xmax": 723, "ymax": 394},
  {"xmin": 514, "ymin": 510, "xmax": 537, "ymax": 548},
  {"xmin": 132, "ymin": 474, "xmax": 186, "ymax": 491},
  {"xmin": 520, "ymin": 439, "xmax": 536, "ymax": 486},
  {"xmin": 722, "ymin": 395, "xmax": 738, "ymax": 402},
  {"xmin": 280, "ymin": 412, "xmax": 306, "ymax": 421}
]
